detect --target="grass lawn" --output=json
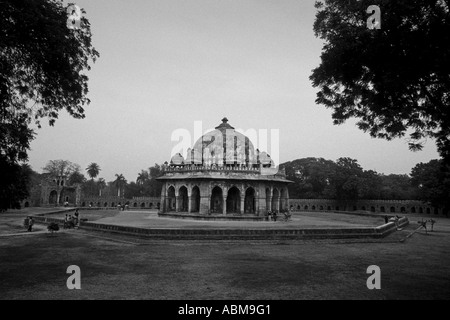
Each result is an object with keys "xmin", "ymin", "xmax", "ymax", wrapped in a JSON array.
[{"xmin": 1, "ymin": 213, "xmax": 450, "ymax": 299}]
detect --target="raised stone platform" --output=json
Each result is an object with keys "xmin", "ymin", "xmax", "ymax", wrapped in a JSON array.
[
  {"xmin": 32, "ymin": 212, "xmax": 409, "ymax": 240},
  {"xmin": 158, "ymin": 212, "xmax": 266, "ymax": 221}
]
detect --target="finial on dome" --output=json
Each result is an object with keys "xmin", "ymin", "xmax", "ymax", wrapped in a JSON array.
[{"xmin": 215, "ymin": 117, "xmax": 234, "ymax": 130}]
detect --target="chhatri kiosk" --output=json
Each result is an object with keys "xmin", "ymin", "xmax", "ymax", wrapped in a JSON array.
[{"xmin": 158, "ymin": 118, "xmax": 291, "ymax": 219}]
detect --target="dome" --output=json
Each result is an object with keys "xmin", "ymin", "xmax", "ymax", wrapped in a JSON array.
[
  {"xmin": 190, "ymin": 118, "xmax": 257, "ymax": 165},
  {"xmin": 170, "ymin": 153, "xmax": 185, "ymax": 165}
]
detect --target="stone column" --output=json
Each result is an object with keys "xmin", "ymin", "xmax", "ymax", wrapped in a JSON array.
[
  {"xmin": 240, "ymin": 197, "xmax": 244, "ymax": 214},
  {"xmin": 188, "ymin": 196, "xmax": 192, "ymax": 213},
  {"xmin": 222, "ymin": 195, "xmax": 227, "ymax": 215},
  {"xmin": 199, "ymin": 196, "xmax": 210, "ymax": 214}
]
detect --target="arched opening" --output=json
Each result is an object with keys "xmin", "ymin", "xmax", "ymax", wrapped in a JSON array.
[
  {"xmin": 89, "ymin": 202, "xmax": 93, "ymax": 206},
  {"xmin": 149, "ymin": 203, "xmax": 153, "ymax": 209},
  {"xmin": 133, "ymin": 202, "xmax": 137, "ymax": 207},
  {"xmin": 210, "ymin": 186, "xmax": 223, "ymax": 213},
  {"xmin": 305, "ymin": 205, "xmax": 309, "ymax": 210},
  {"xmin": 271, "ymin": 188, "xmax": 279, "ymax": 212},
  {"xmin": 426, "ymin": 207, "xmax": 431, "ymax": 214},
  {"xmin": 319, "ymin": 205, "xmax": 324, "ymax": 210},
  {"xmin": 353, "ymin": 206, "xmax": 357, "ymax": 211},
  {"xmin": 265, "ymin": 188, "xmax": 271, "ymax": 212},
  {"xmin": 167, "ymin": 186, "xmax": 176, "ymax": 212},
  {"xmin": 141, "ymin": 202, "xmax": 145, "ymax": 208},
  {"xmin": 178, "ymin": 186, "xmax": 188, "ymax": 212},
  {"xmin": 411, "ymin": 207, "xmax": 416, "ymax": 213},
  {"xmin": 49, "ymin": 190, "xmax": 58, "ymax": 205},
  {"xmin": 65, "ymin": 196, "xmax": 69, "ymax": 202},
  {"xmin": 419, "ymin": 207, "xmax": 423, "ymax": 213},
  {"xmin": 327, "ymin": 206, "xmax": 331, "ymax": 211},
  {"xmin": 104, "ymin": 202, "xmax": 108, "ymax": 207},
  {"xmin": 82, "ymin": 202, "xmax": 86, "ymax": 207},
  {"xmin": 227, "ymin": 186, "xmax": 241, "ymax": 214},
  {"xmin": 24, "ymin": 201, "xmax": 29, "ymax": 208},
  {"xmin": 191, "ymin": 186, "xmax": 200, "ymax": 213},
  {"xmin": 361, "ymin": 206, "xmax": 366, "ymax": 211},
  {"xmin": 380, "ymin": 206, "xmax": 385, "ymax": 213},
  {"xmin": 335, "ymin": 206, "xmax": 339, "ymax": 211},
  {"xmin": 400, "ymin": 207, "xmax": 406, "ymax": 213},
  {"xmin": 97, "ymin": 202, "xmax": 101, "ymax": 207},
  {"xmin": 312, "ymin": 205, "xmax": 316, "ymax": 210},
  {"xmin": 390, "ymin": 206, "xmax": 395, "ymax": 213},
  {"xmin": 371, "ymin": 206, "xmax": 375, "ymax": 212},
  {"xmin": 434, "ymin": 208, "xmax": 439, "ymax": 215},
  {"xmin": 157, "ymin": 202, "xmax": 160, "ymax": 209},
  {"xmin": 244, "ymin": 187, "xmax": 256, "ymax": 214},
  {"xmin": 111, "ymin": 202, "xmax": 115, "ymax": 207},
  {"xmin": 297, "ymin": 205, "xmax": 301, "ymax": 210}
]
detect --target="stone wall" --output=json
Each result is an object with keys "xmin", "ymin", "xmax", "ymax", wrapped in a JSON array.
[
  {"xmin": 80, "ymin": 196, "xmax": 160, "ymax": 209},
  {"xmin": 288, "ymin": 199, "xmax": 446, "ymax": 215}
]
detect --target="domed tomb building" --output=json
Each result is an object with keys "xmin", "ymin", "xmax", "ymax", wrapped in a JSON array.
[{"xmin": 158, "ymin": 118, "xmax": 291, "ymax": 216}]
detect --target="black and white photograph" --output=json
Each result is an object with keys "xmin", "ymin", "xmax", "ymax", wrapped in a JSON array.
[{"xmin": 1, "ymin": 0, "xmax": 449, "ymax": 304}]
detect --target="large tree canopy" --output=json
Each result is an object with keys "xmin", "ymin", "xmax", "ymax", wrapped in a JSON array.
[
  {"xmin": 0, "ymin": 0, "xmax": 99, "ymax": 164},
  {"xmin": 311, "ymin": 0, "xmax": 450, "ymax": 162},
  {"xmin": 0, "ymin": 0, "xmax": 98, "ymax": 210},
  {"xmin": 281, "ymin": 157, "xmax": 417, "ymax": 200},
  {"xmin": 411, "ymin": 159, "xmax": 450, "ymax": 210}
]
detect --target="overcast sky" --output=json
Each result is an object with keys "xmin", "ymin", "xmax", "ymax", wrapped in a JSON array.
[{"xmin": 27, "ymin": 0, "xmax": 439, "ymax": 182}]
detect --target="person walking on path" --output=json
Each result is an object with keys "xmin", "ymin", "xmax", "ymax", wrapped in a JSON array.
[
  {"xmin": 27, "ymin": 216, "xmax": 34, "ymax": 232},
  {"xmin": 429, "ymin": 218, "xmax": 435, "ymax": 232}
]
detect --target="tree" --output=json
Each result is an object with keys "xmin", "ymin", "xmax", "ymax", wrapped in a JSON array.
[
  {"xmin": 97, "ymin": 178, "xmax": 106, "ymax": 196},
  {"xmin": 125, "ymin": 182, "xmax": 141, "ymax": 199},
  {"xmin": 86, "ymin": 163, "xmax": 100, "ymax": 180},
  {"xmin": 113, "ymin": 174, "xmax": 127, "ymax": 197},
  {"xmin": 0, "ymin": 160, "xmax": 33, "ymax": 211},
  {"xmin": 411, "ymin": 159, "xmax": 450, "ymax": 211},
  {"xmin": 81, "ymin": 179, "xmax": 97, "ymax": 197},
  {"xmin": 136, "ymin": 170, "xmax": 149, "ymax": 185},
  {"xmin": 147, "ymin": 164, "xmax": 164, "ymax": 197},
  {"xmin": 281, "ymin": 157, "xmax": 336, "ymax": 198},
  {"xmin": 68, "ymin": 171, "xmax": 86, "ymax": 185},
  {"xmin": 0, "ymin": 0, "xmax": 98, "ymax": 209},
  {"xmin": 379, "ymin": 174, "xmax": 416, "ymax": 200},
  {"xmin": 311, "ymin": 0, "xmax": 450, "ymax": 162},
  {"xmin": 43, "ymin": 160, "xmax": 80, "ymax": 179}
]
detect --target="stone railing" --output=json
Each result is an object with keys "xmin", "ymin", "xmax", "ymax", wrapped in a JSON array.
[{"xmin": 163, "ymin": 164, "xmax": 262, "ymax": 173}]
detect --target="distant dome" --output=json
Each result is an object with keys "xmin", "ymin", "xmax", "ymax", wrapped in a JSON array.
[
  {"xmin": 190, "ymin": 118, "xmax": 256, "ymax": 165},
  {"xmin": 170, "ymin": 153, "xmax": 185, "ymax": 165}
]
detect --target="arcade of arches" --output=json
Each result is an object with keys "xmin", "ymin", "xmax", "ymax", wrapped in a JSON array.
[{"xmin": 161, "ymin": 183, "xmax": 289, "ymax": 215}]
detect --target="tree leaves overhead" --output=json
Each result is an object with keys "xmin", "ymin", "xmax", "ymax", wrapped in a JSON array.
[
  {"xmin": 311, "ymin": 0, "xmax": 450, "ymax": 162},
  {"xmin": 0, "ymin": 0, "xmax": 99, "ymax": 163}
]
